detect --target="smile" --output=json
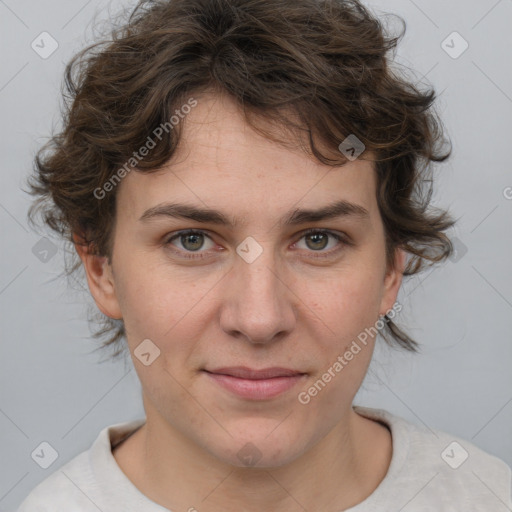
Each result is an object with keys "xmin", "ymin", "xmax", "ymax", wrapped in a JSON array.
[{"xmin": 202, "ymin": 367, "xmax": 308, "ymax": 400}]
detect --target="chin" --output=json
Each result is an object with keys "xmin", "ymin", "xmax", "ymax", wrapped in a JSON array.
[{"xmin": 206, "ymin": 423, "xmax": 309, "ymax": 469}]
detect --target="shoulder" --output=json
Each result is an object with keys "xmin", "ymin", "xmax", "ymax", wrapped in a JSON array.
[
  {"xmin": 355, "ymin": 406, "xmax": 512, "ymax": 510},
  {"xmin": 408, "ymin": 422, "xmax": 511, "ymax": 510},
  {"xmin": 16, "ymin": 451, "xmax": 97, "ymax": 511},
  {"xmin": 16, "ymin": 419, "xmax": 145, "ymax": 512}
]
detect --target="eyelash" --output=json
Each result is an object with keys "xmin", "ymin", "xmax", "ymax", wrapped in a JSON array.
[{"xmin": 163, "ymin": 228, "xmax": 352, "ymax": 260}]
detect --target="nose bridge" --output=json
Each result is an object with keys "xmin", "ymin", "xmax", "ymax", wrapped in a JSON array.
[
  {"xmin": 241, "ymin": 251, "xmax": 281, "ymax": 303},
  {"xmin": 221, "ymin": 239, "xmax": 296, "ymax": 343}
]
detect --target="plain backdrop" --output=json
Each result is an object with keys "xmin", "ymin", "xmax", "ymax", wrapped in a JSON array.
[{"xmin": 1, "ymin": 0, "xmax": 511, "ymax": 510}]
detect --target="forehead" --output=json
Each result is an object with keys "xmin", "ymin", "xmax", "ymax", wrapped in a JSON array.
[{"xmin": 117, "ymin": 93, "xmax": 379, "ymax": 224}]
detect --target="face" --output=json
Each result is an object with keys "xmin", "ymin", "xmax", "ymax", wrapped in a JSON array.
[{"xmin": 81, "ymin": 92, "xmax": 404, "ymax": 468}]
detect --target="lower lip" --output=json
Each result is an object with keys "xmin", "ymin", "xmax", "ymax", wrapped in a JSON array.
[{"xmin": 204, "ymin": 372, "xmax": 306, "ymax": 400}]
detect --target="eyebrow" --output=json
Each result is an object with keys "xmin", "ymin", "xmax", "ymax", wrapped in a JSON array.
[{"xmin": 138, "ymin": 199, "xmax": 370, "ymax": 226}]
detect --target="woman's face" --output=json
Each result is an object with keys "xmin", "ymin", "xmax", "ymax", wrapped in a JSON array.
[{"xmin": 87, "ymin": 92, "xmax": 404, "ymax": 468}]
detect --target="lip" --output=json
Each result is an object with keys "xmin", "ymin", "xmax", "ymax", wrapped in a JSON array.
[{"xmin": 203, "ymin": 367, "xmax": 307, "ymax": 400}]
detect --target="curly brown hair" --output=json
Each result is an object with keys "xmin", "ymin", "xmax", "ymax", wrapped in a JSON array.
[{"xmin": 27, "ymin": 0, "xmax": 456, "ymax": 359}]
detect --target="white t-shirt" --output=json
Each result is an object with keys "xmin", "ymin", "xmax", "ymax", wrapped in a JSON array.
[{"xmin": 16, "ymin": 406, "xmax": 512, "ymax": 511}]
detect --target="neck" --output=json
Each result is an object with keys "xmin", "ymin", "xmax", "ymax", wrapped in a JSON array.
[{"xmin": 114, "ymin": 404, "xmax": 392, "ymax": 512}]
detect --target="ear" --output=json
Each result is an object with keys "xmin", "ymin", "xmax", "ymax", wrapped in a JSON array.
[
  {"xmin": 73, "ymin": 233, "xmax": 122, "ymax": 320},
  {"xmin": 379, "ymin": 247, "xmax": 406, "ymax": 316}
]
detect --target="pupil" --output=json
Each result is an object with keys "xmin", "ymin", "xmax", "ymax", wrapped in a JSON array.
[
  {"xmin": 183, "ymin": 233, "xmax": 203, "ymax": 251},
  {"xmin": 307, "ymin": 233, "xmax": 328, "ymax": 250}
]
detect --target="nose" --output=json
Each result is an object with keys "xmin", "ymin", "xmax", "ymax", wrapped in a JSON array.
[{"xmin": 219, "ymin": 245, "xmax": 297, "ymax": 345}]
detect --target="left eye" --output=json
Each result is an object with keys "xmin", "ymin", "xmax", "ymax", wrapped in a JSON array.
[{"xmin": 293, "ymin": 230, "xmax": 345, "ymax": 252}]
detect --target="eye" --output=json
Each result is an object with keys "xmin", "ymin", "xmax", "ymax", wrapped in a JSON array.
[
  {"xmin": 165, "ymin": 230, "xmax": 216, "ymax": 258},
  {"xmin": 163, "ymin": 228, "xmax": 351, "ymax": 261},
  {"xmin": 293, "ymin": 229, "xmax": 350, "ymax": 256}
]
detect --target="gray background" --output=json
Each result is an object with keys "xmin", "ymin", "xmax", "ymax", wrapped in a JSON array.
[{"xmin": 1, "ymin": 0, "xmax": 511, "ymax": 510}]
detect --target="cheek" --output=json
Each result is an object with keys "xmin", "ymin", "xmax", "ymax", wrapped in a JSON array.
[
  {"xmin": 303, "ymin": 265, "xmax": 384, "ymax": 339},
  {"xmin": 113, "ymin": 255, "xmax": 213, "ymax": 342},
  {"xmin": 299, "ymin": 282, "xmax": 379, "ymax": 414}
]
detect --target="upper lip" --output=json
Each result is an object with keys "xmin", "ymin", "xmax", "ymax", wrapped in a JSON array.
[{"xmin": 204, "ymin": 367, "xmax": 306, "ymax": 379}]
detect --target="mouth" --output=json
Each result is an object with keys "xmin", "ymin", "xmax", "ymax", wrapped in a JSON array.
[{"xmin": 202, "ymin": 367, "xmax": 308, "ymax": 400}]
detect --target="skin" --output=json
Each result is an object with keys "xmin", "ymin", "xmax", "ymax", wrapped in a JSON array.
[{"xmin": 76, "ymin": 92, "xmax": 406, "ymax": 512}]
